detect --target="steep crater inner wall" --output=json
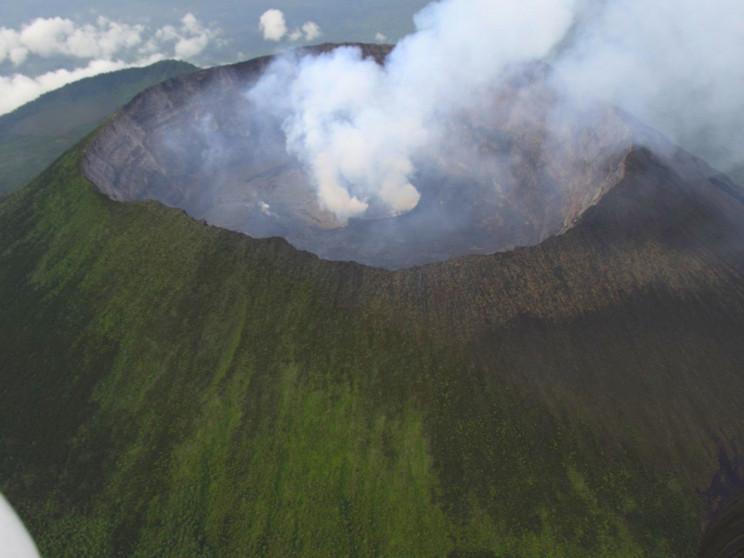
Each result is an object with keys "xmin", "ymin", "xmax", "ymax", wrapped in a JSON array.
[{"xmin": 83, "ymin": 44, "xmax": 633, "ymax": 269}]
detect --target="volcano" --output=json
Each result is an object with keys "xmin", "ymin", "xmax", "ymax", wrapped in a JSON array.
[
  {"xmin": 82, "ymin": 45, "xmax": 743, "ymax": 271},
  {"xmin": 2, "ymin": 44, "xmax": 744, "ymax": 556},
  {"xmin": 84, "ymin": 44, "xmax": 642, "ymax": 269}
]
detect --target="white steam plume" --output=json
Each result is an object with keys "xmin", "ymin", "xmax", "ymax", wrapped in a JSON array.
[
  {"xmin": 553, "ymin": 0, "xmax": 744, "ymax": 181},
  {"xmin": 249, "ymin": 0, "xmax": 744, "ymax": 222},
  {"xmin": 249, "ymin": 0, "xmax": 577, "ymax": 221}
]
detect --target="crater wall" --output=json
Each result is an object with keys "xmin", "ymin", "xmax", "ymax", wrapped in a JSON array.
[{"xmin": 84, "ymin": 44, "xmax": 634, "ymax": 268}]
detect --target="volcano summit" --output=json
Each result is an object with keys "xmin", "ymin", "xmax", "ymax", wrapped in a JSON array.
[{"xmin": 84, "ymin": 44, "xmax": 642, "ymax": 268}]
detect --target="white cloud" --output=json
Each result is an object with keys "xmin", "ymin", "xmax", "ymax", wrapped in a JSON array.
[
  {"xmin": 259, "ymin": 10, "xmax": 321, "ymax": 43},
  {"xmin": 375, "ymin": 32, "xmax": 388, "ymax": 43},
  {"xmin": 0, "ymin": 12, "xmax": 220, "ymax": 115},
  {"xmin": 300, "ymin": 22, "xmax": 322, "ymax": 42},
  {"xmin": 67, "ymin": 17, "xmax": 144, "ymax": 59},
  {"xmin": 175, "ymin": 34, "xmax": 210, "ymax": 59},
  {"xmin": 259, "ymin": 9, "xmax": 287, "ymax": 42},
  {"xmin": 19, "ymin": 17, "xmax": 76, "ymax": 58},
  {"xmin": 168, "ymin": 13, "xmax": 219, "ymax": 59},
  {"xmin": 0, "ymin": 28, "xmax": 26, "ymax": 65},
  {"xmin": 3, "ymin": 16, "xmax": 146, "ymax": 63},
  {"xmin": 0, "ymin": 13, "xmax": 218, "ymax": 68}
]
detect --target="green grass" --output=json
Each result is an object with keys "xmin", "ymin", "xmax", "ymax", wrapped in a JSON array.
[
  {"xmin": 0, "ymin": 148, "xmax": 455, "ymax": 556},
  {"xmin": 2, "ymin": 139, "xmax": 743, "ymax": 555}
]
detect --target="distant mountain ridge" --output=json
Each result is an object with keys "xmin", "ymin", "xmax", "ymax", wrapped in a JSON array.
[{"xmin": 0, "ymin": 60, "xmax": 198, "ymax": 194}]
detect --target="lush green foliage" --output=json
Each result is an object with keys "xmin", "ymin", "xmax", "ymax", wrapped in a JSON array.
[
  {"xmin": 2, "ymin": 141, "xmax": 743, "ymax": 555},
  {"xmin": 0, "ymin": 60, "xmax": 197, "ymax": 194}
]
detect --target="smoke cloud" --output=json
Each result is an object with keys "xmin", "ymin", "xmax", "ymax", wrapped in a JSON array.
[
  {"xmin": 249, "ymin": 0, "xmax": 576, "ymax": 221},
  {"xmin": 247, "ymin": 0, "xmax": 744, "ymax": 222},
  {"xmin": 0, "ymin": 13, "xmax": 221, "ymax": 115},
  {"xmin": 554, "ymin": 0, "xmax": 744, "ymax": 182}
]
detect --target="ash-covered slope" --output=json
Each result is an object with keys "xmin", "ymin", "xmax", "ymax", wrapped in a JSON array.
[{"xmin": 84, "ymin": 44, "xmax": 636, "ymax": 268}]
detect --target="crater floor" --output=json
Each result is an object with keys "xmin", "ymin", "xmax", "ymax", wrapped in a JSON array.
[{"xmin": 84, "ymin": 44, "xmax": 633, "ymax": 268}]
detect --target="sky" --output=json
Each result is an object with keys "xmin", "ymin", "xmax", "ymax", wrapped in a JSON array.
[
  {"xmin": 0, "ymin": 0, "xmax": 743, "ymax": 182},
  {"xmin": 0, "ymin": 0, "xmax": 429, "ymax": 115}
]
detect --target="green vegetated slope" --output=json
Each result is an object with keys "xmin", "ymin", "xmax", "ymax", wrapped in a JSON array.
[
  {"xmin": 0, "ymin": 60, "xmax": 197, "ymax": 195},
  {"xmin": 1, "ymin": 140, "xmax": 744, "ymax": 556}
]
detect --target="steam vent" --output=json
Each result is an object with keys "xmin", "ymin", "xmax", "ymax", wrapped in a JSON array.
[{"xmin": 84, "ymin": 43, "xmax": 635, "ymax": 268}]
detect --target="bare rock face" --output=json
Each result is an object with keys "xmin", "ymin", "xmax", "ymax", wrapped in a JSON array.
[{"xmin": 82, "ymin": 43, "xmax": 728, "ymax": 269}]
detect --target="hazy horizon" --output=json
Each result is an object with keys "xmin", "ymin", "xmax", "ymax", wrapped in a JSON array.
[{"xmin": 0, "ymin": 1, "xmax": 429, "ymax": 115}]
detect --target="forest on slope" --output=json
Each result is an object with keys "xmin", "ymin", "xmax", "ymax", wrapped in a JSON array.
[{"xmin": 1, "ymin": 127, "xmax": 744, "ymax": 555}]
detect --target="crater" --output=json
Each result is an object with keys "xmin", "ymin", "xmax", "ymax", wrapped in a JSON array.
[{"xmin": 83, "ymin": 43, "xmax": 633, "ymax": 269}]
